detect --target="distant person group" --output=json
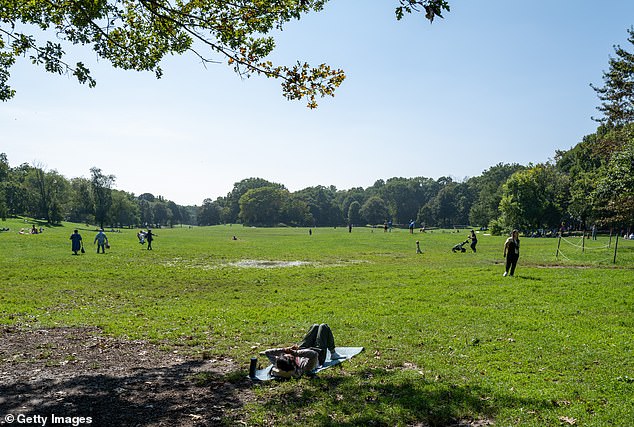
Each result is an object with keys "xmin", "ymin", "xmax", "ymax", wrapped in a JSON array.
[
  {"xmin": 69, "ymin": 228, "xmax": 157, "ymax": 254},
  {"xmin": 18, "ymin": 225, "xmax": 43, "ymax": 235}
]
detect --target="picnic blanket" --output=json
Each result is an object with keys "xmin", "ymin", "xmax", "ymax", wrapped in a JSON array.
[{"xmin": 251, "ymin": 347, "xmax": 364, "ymax": 381}]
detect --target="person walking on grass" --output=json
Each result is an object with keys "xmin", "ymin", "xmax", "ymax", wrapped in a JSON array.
[
  {"xmin": 70, "ymin": 229, "xmax": 83, "ymax": 255},
  {"xmin": 94, "ymin": 229, "xmax": 108, "ymax": 254},
  {"xmin": 469, "ymin": 229, "xmax": 478, "ymax": 253},
  {"xmin": 503, "ymin": 229, "xmax": 520, "ymax": 277},
  {"xmin": 146, "ymin": 229, "xmax": 155, "ymax": 250}
]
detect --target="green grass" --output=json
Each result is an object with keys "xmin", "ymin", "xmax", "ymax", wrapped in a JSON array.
[{"xmin": 1, "ymin": 218, "xmax": 633, "ymax": 426}]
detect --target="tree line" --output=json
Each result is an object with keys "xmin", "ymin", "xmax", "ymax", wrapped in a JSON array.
[
  {"xmin": 0, "ymin": 161, "xmax": 195, "ymax": 229},
  {"xmin": 196, "ymin": 123, "xmax": 631, "ymax": 234},
  {"xmin": 0, "ymin": 122, "xmax": 632, "ymax": 233}
]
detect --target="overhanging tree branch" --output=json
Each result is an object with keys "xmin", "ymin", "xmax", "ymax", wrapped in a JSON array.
[{"xmin": 0, "ymin": 0, "xmax": 449, "ymax": 106}]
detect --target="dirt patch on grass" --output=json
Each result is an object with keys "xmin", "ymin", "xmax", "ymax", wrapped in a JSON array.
[
  {"xmin": 227, "ymin": 259, "xmax": 313, "ymax": 268},
  {"xmin": 226, "ymin": 259, "xmax": 369, "ymax": 268},
  {"xmin": 0, "ymin": 327, "xmax": 253, "ymax": 426}
]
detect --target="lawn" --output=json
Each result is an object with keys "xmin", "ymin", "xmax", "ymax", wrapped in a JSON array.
[{"xmin": 1, "ymin": 218, "xmax": 633, "ymax": 426}]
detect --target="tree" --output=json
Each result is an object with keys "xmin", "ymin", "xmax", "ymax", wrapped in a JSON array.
[
  {"xmin": 294, "ymin": 185, "xmax": 342, "ymax": 226},
  {"xmin": 110, "ymin": 190, "xmax": 140, "ymax": 227},
  {"xmin": 90, "ymin": 167, "xmax": 115, "ymax": 229},
  {"xmin": 359, "ymin": 196, "xmax": 388, "ymax": 225},
  {"xmin": 280, "ymin": 194, "xmax": 313, "ymax": 226},
  {"xmin": 138, "ymin": 198, "xmax": 154, "ymax": 226},
  {"xmin": 421, "ymin": 182, "xmax": 465, "ymax": 228},
  {"xmin": 29, "ymin": 163, "xmax": 51, "ymax": 221},
  {"xmin": 5, "ymin": 163, "xmax": 35, "ymax": 218},
  {"xmin": 416, "ymin": 203, "xmax": 433, "ymax": 228},
  {"xmin": 67, "ymin": 177, "xmax": 94, "ymax": 224},
  {"xmin": 594, "ymin": 139, "xmax": 634, "ymax": 226},
  {"xmin": 24, "ymin": 164, "xmax": 68, "ymax": 224},
  {"xmin": 337, "ymin": 188, "xmax": 366, "ymax": 222},
  {"xmin": 0, "ymin": 1, "xmax": 448, "ymax": 107},
  {"xmin": 0, "ymin": 153, "xmax": 9, "ymax": 219},
  {"xmin": 45, "ymin": 170, "xmax": 69, "ymax": 224},
  {"xmin": 567, "ymin": 172, "xmax": 596, "ymax": 229},
  {"xmin": 138, "ymin": 193, "xmax": 156, "ymax": 203},
  {"xmin": 556, "ymin": 123, "xmax": 634, "ymax": 227},
  {"xmin": 225, "ymin": 178, "xmax": 285, "ymax": 223},
  {"xmin": 167, "ymin": 201, "xmax": 182, "ymax": 225},
  {"xmin": 152, "ymin": 200, "xmax": 172, "ymax": 226},
  {"xmin": 347, "ymin": 200, "xmax": 362, "ymax": 226},
  {"xmin": 467, "ymin": 163, "xmax": 525, "ymax": 228},
  {"xmin": 498, "ymin": 164, "xmax": 568, "ymax": 231},
  {"xmin": 379, "ymin": 178, "xmax": 426, "ymax": 224},
  {"xmin": 591, "ymin": 27, "xmax": 634, "ymax": 126},
  {"xmin": 198, "ymin": 198, "xmax": 222, "ymax": 226},
  {"xmin": 238, "ymin": 186, "xmax": 285, "ymax": 225}
]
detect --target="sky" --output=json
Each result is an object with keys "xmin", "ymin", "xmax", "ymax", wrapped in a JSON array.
[{"xmin": 2, "ymin": 0, "xmax": 634, "ymax": 206}]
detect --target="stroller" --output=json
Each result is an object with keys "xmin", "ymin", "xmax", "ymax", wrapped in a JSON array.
[{"xmin": 452, "ymin": 240, "xmax": 469, "ymax": 253}]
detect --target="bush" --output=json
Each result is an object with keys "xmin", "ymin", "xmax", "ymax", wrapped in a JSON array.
[{"xmin": 488, "ymin": 218, "xmax": 505, "ymax": 236}]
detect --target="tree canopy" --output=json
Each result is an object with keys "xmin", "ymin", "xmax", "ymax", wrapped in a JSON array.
[{"xmin": 0, "ymin": 0, "xmax": 449, "ymax": 107}]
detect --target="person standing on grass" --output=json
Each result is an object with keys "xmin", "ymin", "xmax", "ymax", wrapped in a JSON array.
[
  {"xmin": 94, "ymin": 229, "xmax": 108, "ymax": 253},
  {"xmin": 70, "ymin": 229, "xmax": 83, "ymax": 255},
  {"xmin": 469, "ymin": 230, "xmax": 478, "ymax": 253},
  {"xmin": 146, "ymin": 229, "xmax": 155, "ymax": 250},
  {"xmin": 503, "ymin": 229, "xmax": 520, "ymax": 277}
]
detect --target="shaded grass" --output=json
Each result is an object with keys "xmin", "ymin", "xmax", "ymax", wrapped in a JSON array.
[{"xmin": 0, "ymin": 219, "xmax": 633, "ymax": 425}]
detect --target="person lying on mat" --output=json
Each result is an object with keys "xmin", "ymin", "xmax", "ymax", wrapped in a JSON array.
[{"xmin": 263, "ymin": 323, "xmax": 343, "ymax": 378}]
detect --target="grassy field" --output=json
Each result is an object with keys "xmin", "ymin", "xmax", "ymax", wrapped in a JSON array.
[{"xmin": 1, "ymin": 218, "xmax": 633, "ymax": 426}]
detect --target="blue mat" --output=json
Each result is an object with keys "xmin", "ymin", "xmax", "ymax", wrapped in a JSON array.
[{"xmin": 251, "ymin": 347, "xmax": 364, "ymax": 381}]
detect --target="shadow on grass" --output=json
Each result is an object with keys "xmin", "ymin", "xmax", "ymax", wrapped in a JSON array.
[
  {"xmin": 0, "ymin": 360, "xmax": 251, "ymax": 426},
  {"xmin": 254, "ymin": 367, "xmax": 553, "ymax": 426}
]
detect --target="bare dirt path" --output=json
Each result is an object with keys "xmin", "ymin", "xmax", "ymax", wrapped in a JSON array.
[{"xmin": 0, "ymin": 327, "xmax": 254, "ymax": 426}]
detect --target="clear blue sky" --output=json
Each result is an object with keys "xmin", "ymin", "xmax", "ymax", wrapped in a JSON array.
[{"xmin": 2, "ymin": 1, "xmax": 633, "ymax": 206}]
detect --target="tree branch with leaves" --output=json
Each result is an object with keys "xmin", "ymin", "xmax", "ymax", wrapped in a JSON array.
[{"xmin": 0, "ymin": 0, "xmax": 449, "ymax": 107}]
